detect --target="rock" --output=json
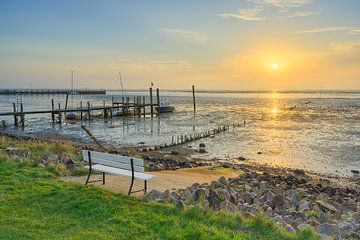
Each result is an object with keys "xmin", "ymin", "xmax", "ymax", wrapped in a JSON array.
[
  {"xmin": 266, "ymin": 191, "xmax": 275, "ymax": 202},
  {"xmin": 265, "ymin": 207, "xmax": 273, "ymax": 217},
  {"xmin": 208, "ymin": 189, "xmax": 222, "ymax": 210},
  {"xmin": 316, "ymin": 200, "xmax": 340, "ymax": 213},
  {"xmin": 171, "ymin": 151, "xmax": 179, "ymax": 155},
  {"xmin": 210, "ymin": 180, "xmax": 223, "ymax": 188},
  {"xmin": 198, "ymin": 148, "xmax": 207, "ymax": 153},
  {"xmin": 307, "ymin": 219, "xmax": 320, "ymax": 228},
  {"xmin": 170, "ymin": 191, "xmax": 180, "ymax": 204},
  {"xmin": 294, "ymin": 169, "xmax": 306, "ymax": 176},
  {"xmin": 193, "ymin": 188, "xmax": 208, "ymax": 202},
  {"xmin": 199, "ymin": 143, "xmax": 206, "ymax": 148},
  {"xmin": 273, "ymin": 215, "xmax": 283, "ymax": 223},
  {"xmin": 317, "ymin": 223, "xmax": 341, "ymax": 238},
  {"xmin": 293, "ymin": 218, "xmax": 305, "ymax": 227},
  {"xmin": 342, "ymin": 232, "xmax": 360, "ymax": 240},
  {"xmin": 219, "ymin": 200, "xmax": 238, "ymax": 213},
  {"xmin": 285, "ymin": 224, "xmax": 296, "ymax": 233},
  {"xmin": 144, "ymin": 190, "xmax": 163, "ymax": 202},
  {"xmin": 351, "ymin": 170, "xmax": 360, "ymax": 174},
  {"xmin": 297, "ymin": 223, "xmax": 312, "ymax": 231},
  {"xmin": 218, "ymin": 176, "xmax": 228, "ymax": 186},
  {"xmin": 176, "ymin": 200, "xmax": 186, "ymax": 209},
  {"xmin": 298, "ymin": 199, "xmax": 310, "ymax": 211},
  {"xmin": 237, "ymin": 156, "xmax": 246, "ymax": 161},
  {"xmin": 257, "ymin": 152, "xmax": 262, "ymax": 155},
  {"xmin": 283, "ymin": 215, "xmax": 294, "ymax": 224},
  {"xmin": 38, "ymin": 164, "xmax": 46, "ymax": 168},
  {"xmin": 45, "ymin": 153, "xmax": 59, "ymax": 162},
  {"xmin": 338, "ymin": 221, "xmax": 357, "ymax": 233},
  {"xmin": 271, "ymin": 195, "xmax": 285, "ymax": 209}
]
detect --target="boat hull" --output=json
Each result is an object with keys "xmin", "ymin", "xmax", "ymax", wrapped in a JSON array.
[{"xmin": 155, "ymin": 106, "xmax": 175, "ymax": 113}]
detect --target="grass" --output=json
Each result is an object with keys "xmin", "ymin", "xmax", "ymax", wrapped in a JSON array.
[{"xmin": 0, "ymin": 154, "xmax": 320, "ymax": 240}]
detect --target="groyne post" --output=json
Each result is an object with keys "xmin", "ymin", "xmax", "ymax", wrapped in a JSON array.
[
  {"xmin": 143, "ymin": 96, "xmax": 146, "ymax": 118},
  {"xmin": 156, "ymin": 88, "xmax": 160, "ymax": 115},
  {"xmin": 80, "ymin": 101, "xmax": 83, "ymax": 119},
  {"xmin": 20, "ymin": 103, "xmax": 25, "ymax": 127},
  {"xmin": 51, "ymin": 99, "xmax": 55, "ymax": 123},
  {"xmin": 12, "ymin": 103, "xmax": 18, "ymax": 126},
  {"xmin": 192, "ymin": 85, "xmax": 196, "ymax": 112},
  {"xmin": 87, "ymin": 101, "xmax": 91, "ymax": 120},
  {"xmin": 58, "ymin": 103, "xmax": 62, "ymax": 124},
  {"xmin": 149, "ymin": 88, "xmax": 153, "ymax": 117}
]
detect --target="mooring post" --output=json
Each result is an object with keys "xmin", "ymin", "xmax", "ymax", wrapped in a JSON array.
[
  {"xmin": 87, "ymin": 101, "xmax": 91, "ymax": 120},
  {"xmin": 143, "ymin": 96, "xmax": 146, "ymax": 118},
  {"xmin": 80, "ymin": 101, "xmax": 83, "ymax": 120},
  {"xmin": 192, "ymin": 85, "xmax": 196, "ymax": 112},
  {"xmin": 12, "ymin": 103, "xmax": 18, "ymax": 126},
  {"xmin": 111, "ymin": 96, "xmax": 114, "ymax": 106},
  {"xmin": 58, "ymin": 103, "xmax": 62, "ymax": 124},
  {"xmin": 65, "ymin": 93, "xmax": 69, "ymax": 110},
  {"xmin": 51, "ymin": 99, "xmax": 55, "ymax": 123},
  {"xmin": 103, "ymin": 100, "xmax": 106, "ymax": 119},
  {"xmin": 20, "ymin": 103, "xmax": 25, "ymax": 127},
  {"xmin": 149, "ymin": 88, "xmax": 153, "ymax": 118},
  {"xmin": 156, "ymin": 88, "xmax": 160, "ymax": 115}
]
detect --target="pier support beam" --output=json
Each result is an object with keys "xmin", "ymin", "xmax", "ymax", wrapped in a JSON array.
[
  {"xmin": 149, "ymin": 88, "xmax": 153, "ymax": 117},
  {"xmin": 156, "ymin": 88, "xmax": 160, "ymax": 115},
  {"xmin": 12, "ymin": 103, "xmax": 18, "ymax": 126}
]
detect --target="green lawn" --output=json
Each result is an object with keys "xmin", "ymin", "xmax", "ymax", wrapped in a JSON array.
[{"xmin": 0, "ymin": 155, "xmax": 319, "ymax": 240}]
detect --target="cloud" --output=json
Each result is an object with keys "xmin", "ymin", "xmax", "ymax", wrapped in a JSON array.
[
  {"xmin": 217, "ymin": 8, "xmax": 266, "ymax": 21},
  {"xmin": 159, "ymin": 28, "xmax": 208, "ymax": 43},
  {"xmin": 285, "ymin": 10, "xmax": 322, "ymax": 17},
  {"xmin": 293, "ymin": 27, "xmax": 359, "ymax": 34},
  {"xmin": 348, "ymin": 29, "xmax": 360, "ymax": 35},
  {"xmin": 248, "ymin": 0, "xmax": 312, "ymax": 10},
  {"xmin": 113, "ymin": 58, "xmax": 192, "ymax": 72}
]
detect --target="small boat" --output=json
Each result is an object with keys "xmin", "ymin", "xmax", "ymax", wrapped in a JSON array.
[
  {"xmin": 156, "ymin": 101, "xmax": 175, "ymax": 113},
  {"xmin": 112, "ymin": 108, "xmax": 133, "ymax": 116},
  {"xmin": 65, "ymin": 112, "xmax": 79, "ymax": 120}
]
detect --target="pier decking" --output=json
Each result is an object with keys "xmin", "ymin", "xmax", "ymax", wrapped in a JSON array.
[
  {"xmin": 0, "ymin": 88, "xmax": 161, "ymax": 127},
  {"xmin": 0, "ymin": 89, "xmax": 106, "ymax": 95}
]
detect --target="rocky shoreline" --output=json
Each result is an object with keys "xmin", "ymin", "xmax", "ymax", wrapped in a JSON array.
[{"xmin": 145, "ymin": 168, "xmax": 360, "ymax": 239}]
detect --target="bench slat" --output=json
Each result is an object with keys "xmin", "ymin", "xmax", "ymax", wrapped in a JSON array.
[
  {"xmin": 85, "ymin": 165, "xmax": 155, "ymax": 181},
  {"xmin": 82, "ymin": 150, "xmax": 143, "ymax": 167},
  {"xmin": 86, "ymin": 157, "xmax": 144, "ymax": 172}
]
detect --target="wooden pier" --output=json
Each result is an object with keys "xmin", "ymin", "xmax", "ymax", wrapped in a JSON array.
[
  {"xmin": 0, "ymin": 88, "xmax": 106, "ymax": 95},
  {"xmin": 0, "ymin": 88, "xmax": 161, "ymax": 127}
]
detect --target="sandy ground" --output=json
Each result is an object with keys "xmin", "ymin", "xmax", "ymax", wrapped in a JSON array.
[{"xmin": 63, "ymin": 167, "xmax": 241, "ymax": 197}]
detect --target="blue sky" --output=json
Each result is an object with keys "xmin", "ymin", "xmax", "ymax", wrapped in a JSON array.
[{"xmin": 1, "ymin": 0, "xmax": 360, "ymax": 90}]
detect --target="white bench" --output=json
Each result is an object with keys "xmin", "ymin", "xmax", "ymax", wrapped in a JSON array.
[{"xmin": 82, "ymin": 150, "xmax": 155, "ymax": 195}]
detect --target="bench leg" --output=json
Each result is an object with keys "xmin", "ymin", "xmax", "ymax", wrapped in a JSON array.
[
  {"xmin": 103, "ymin": 172, "xmax": 105, "ymax": 185},
  {"xmin": 128, "ymin": 178, "xmax": 134, "ymax": 196},
  {"xmin": 144, "ymin": 180, "xmax": 147, "ymax": 194},
  {"xmin": 85, "ymin": 170, "xmax": 91, "ymax": 185}
]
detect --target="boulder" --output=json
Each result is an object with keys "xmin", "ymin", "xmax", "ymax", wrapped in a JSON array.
[
  {"xmin": 317, "ymin": 223, "xmax": 341, "ymax": 238},
  {"xmin": 316, "ymin": 200, "xmax": 340, "ymax": 213},
  {"xmin": 193, "ymin": 188, "xmax": 208, "ymax": 202},
  {"xmin": 285, "ymin": 224, "xmax": 296, "ymax": 233},
  {"xmin": 298, "ymin": 199, "xmax": 310, "ymax": 211},
  {"xmin": 271, "ymin": 195, "xmax": 285, "ymax": 209},
  {"xmin": 297, "ymin": 223, "xmax": 312, "ymax": 231},
  {"xmin": 218, "ymin": 176, "xmax": 228, "ymax": 186},
  {"xmin": 208, "ymin": 189, "xmax": 222, "ymax": 210},
  {"xmin": 219, "ymin": 200, "xmax": 238, "ymax": 213}
]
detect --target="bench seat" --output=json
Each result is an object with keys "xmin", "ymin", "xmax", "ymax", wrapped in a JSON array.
[{"xmin": 85, "ymin": 164, "xmax": 155, "ymax": 181}]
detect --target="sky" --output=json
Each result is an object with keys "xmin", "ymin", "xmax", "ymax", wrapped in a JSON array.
[{"xmin": 0, "ymin": 0, "xmax": 360, "ymax": 90}]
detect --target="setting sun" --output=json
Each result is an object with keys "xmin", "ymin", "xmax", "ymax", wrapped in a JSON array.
[{"xmin": 272, "ymin": 63, "xmax": 278, "ymax": 70}]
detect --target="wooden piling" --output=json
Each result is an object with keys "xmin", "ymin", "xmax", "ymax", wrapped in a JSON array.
[
  {"xmin": 65, "ymin": 93, "xmax": 69, "ymax": 110},
  {"xmin": 103, "ymin": 100, "xmax": 106, "ymax": 119},
  {"xmin": 58, "ymin": 103, "xmax": 62, "ymax": 124},
  {"xmin": 192, "ymin": 85, "xmax": 196, "ymax": 112},
  {"xmin": 87, "ymin": 102, "xmax": 91, "ymax": 120},
  {"xmin": 143, "ymin": 96, "xmax": 146, "ymax": 118},
  {"xmin": 20, "ymin": 103, "xmax": 24, "ymax": 127},
  {"xmin": 12, "ymin": 103, "xmax": 18, "ymax": 126},
  {"xmin": 156, "ymin": 88, "xmax": 160, "ymax": 115},
  {"xmin": 80, "ymin": 101, "xmax": 83, "ymax": 119},
  {"xmin": 149, "ymin": 88, "xmax": 153, "ymax": 117},
  {"xmin": 51, "ymin": 99, "xmax": 55, "ymax": 123}
]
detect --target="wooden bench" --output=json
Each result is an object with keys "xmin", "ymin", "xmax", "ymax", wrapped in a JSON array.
[{"xmin": 82, "ymin": 150, "xmax": 155, "ymax": 195}]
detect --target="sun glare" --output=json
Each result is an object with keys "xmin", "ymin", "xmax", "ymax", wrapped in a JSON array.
[{"xmin": 272, "ymin": 63, "xmax": 278, "ymax": 70}]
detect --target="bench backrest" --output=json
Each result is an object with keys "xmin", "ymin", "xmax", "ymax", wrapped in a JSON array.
[{"xmin": 82, "ymin": 150, "xmax": 144, "ymax": 173}]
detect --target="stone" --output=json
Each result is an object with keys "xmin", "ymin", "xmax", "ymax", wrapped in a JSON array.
[
  {"xmin": 294, "ymin": 169, "xmax": 305, "ymax": 176},
  {"xmin": 266, "ymin": 191, "xmax": 275, "ymax": 202},
  {"xmin": 199, "ymin": 143, "xmax": 206, "ymax": 148},
  {"xmin": 316, "ymin": 200, "xmax": 340, "ymax": 213},
  {"xmin": 193, "ymin": 188, "xmax": 208, "ymax": 202},
  {"xmin": 219, "ymin": 200, "xmax": 238, "ymax": 213},
  {"xmin": 283, "ymin": 215, "xmax": 294, "ymax": 224},
  {"xmin": 38, "ymin": 164, "xmax": 46, "ymax": 168},
  {"xmin": 298, "ymin": 199, "xmax": 310, "ymax": 211},
  {"xmin": 218, "ymin": 176, "xmax": 228, "ymax": 186},
  {"xmin": 351, "ymin": 170, "xmax": 360, "ymax": 174},
  {"xmin": 342, "ymin": 232, "xmax": 360, "ymax": 240},
  {"xmin": 317, "ymin": 223, "xmax": 341, "ymax": 238},
  {"xmin": 170, "ymin": 191, "xmax": 180, "ymax": 204},
  {"xmin": 210, "ymin": 180, "xmax": 223, "ymax": 188},
  {"xmin": 171, "ymin": 151, "xmax": 179, "ymax": 155},
  {"xmin": 144, "ymin": 190, "xmax": 163, "ymax": 202},
  {"xmin": 285, "ymin": 224, "xmax": 296, "ymax": 233},
  {"xmin": 307, "ymin": 219, "xmax": 320, "ymax": 228},
  {"xmin": 293, "ymin": 218, "xmax": 305, "ymax": 227},
  {"xmin": 208, "ymin": 189, "xmax": 222, "ymax": 210},
  {"xmin": 273, "ymin": 215, "xmax": 283, "ymax": 223},
  {"xmin": 176, "ymin": 200, "xmax": 186, "ymax": 209},
  {"xmin": 237, "ymin": 156, "xmax": 246, "ymax": 161},
  {"xmin": 338, "ymin": 221, "xmax": 357, "ymax": 233},
  {"xmin": 265, "ymin": 207, "xmax": 273, "ymax": 217},
  {"xmin": 45, "ymin": 153, "xmax": 59, "ymax": 162},
  {"xmin": 271, "ymin": 195, "xmax": 285, "ymax": 208},
  {"xmin": 297, "ymin": 223, "xmax": 312, "ymax": 231}
]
